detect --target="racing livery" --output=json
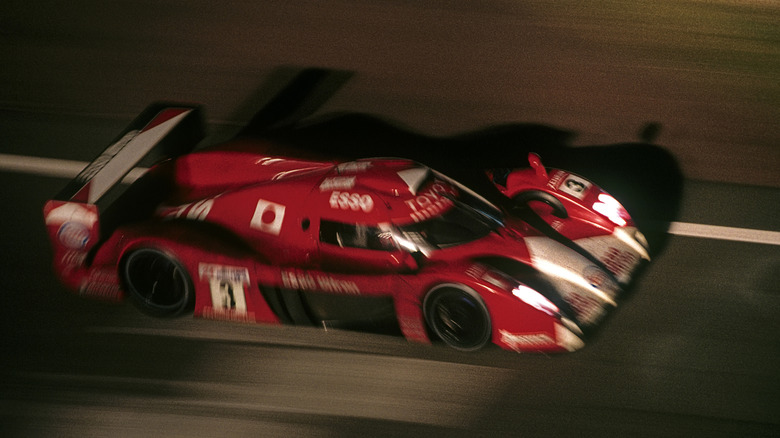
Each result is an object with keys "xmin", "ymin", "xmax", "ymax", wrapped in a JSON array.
[{"xmin": 44, "ymin": 103, "xmax": 649, "ymax": 353}]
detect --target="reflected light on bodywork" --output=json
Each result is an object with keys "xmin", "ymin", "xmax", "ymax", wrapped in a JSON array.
[
  {"xmin": 593, "ymin": 193, "xmax": 628, "ymax": 227},
  {"xmin": 613, "ymin": 227, "xmax": 651, "ymax": 261},
  {"xmin": 512, "ymin": 285, "xmax": 559, "ymax": 316},
  {"xmin": 556, "ymin": 321, "xmax": 585, "ymax": 351},
  {"xmin": 533, "ymin": 259, "xmax": 618, "ymax": 307}
]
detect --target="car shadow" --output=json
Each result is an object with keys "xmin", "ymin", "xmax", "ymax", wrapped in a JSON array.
[{"xmin": 252, "ymin": 111, "xmax": 683, "ymax": 258}]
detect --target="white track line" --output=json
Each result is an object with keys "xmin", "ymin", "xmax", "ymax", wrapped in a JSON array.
[
  {"xmin": 667, "ymin": 222, "xmax": 780, "ymax": 245},
  {"xmin": 2, "ymin": 153, "xmax": 779, "ymax": 245},
  {"xmin": 0, "ymin": 153, "xmax": 147, "ymax": 183}
]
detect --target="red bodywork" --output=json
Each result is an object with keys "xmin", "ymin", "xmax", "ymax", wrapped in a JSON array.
[{"xmin": 44, "ymin": 104, "xmax": 649, "ymax": 354}]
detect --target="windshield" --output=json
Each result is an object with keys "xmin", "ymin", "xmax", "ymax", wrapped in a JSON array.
[
  {"xmin": 391, "ymin": 171, "xmax": 504, "ymax": 253},
  {"xmin": 396, "ymin": 202, "xmax": 497, "ymax": 250},
  {"xmin": 432, "ymin": 170, "xmax": 503, "ymax": 226}
]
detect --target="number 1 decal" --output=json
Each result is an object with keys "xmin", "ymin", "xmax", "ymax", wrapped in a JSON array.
[{"xmin": 199, "ymin": 263, "xmax": 249, "ymax": 313}]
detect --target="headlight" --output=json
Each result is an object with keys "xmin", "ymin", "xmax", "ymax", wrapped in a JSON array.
[
  {"xmin": 634, "ymin": 229, "xmax": 649, "ymax": 251},
  {"xmin": 512, "ymin": 285, "xmax": 559, "ymax": 316},
  {"xmin": 592, "ymin": 193, "xmax": 630, "ymax": 227}
]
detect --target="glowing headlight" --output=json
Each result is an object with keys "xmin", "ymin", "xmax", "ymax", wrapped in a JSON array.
[
  {"xmin": 592, "ymin": 193, "xmax": 629, "ymax": 227},
  {"xmin": 512, "ymin": 285, "xmax": 559, "ymax": 316}
]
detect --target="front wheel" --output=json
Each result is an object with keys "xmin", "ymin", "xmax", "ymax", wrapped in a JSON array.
[
  {"xmin": 120, "ymin": 248, "xmax": 194, "ymax": 317},
  {"xmin": 424, "ymin": 285, "xmax": 491, "ymax": 351}
]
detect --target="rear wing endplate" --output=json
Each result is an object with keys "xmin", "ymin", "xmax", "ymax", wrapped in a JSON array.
[
  {"xmin": 44, "ymin": 103, "xmax": 204, "ymax": 258},
  {"xmin": 54, "ymin": 103, "xmax": 204, "ymax": 208}
]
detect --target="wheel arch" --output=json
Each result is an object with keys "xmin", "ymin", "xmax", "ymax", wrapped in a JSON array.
[
  {"xmin": 422, "ymin": 282, "xmax": 493, "ymax": 351},
  {"xmin": 114, "ymin": 219, "xmax": 263, "ymax": 318}
]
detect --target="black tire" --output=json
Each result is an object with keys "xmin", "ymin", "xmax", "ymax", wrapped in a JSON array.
[
  {"xmin": 424, "ymin": 285, "xmax": 492, "ymax": 351},
  {"xmin": 121, "ymin": 248, "xmax": 194, "ymax": 317}
]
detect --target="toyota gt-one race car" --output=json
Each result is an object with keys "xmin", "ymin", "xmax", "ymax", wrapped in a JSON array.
[{"xmin": 43, "ymin": 103, "xmax": 649, "ymax": 353}]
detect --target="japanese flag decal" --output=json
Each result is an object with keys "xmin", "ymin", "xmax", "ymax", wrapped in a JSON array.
[{"xmin": 250, "ymin": 199, "xmax": 286, "ymax": 235}]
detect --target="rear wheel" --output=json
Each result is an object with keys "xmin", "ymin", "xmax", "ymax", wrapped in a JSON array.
[
  {"xmin": 121, "ymin": 248, "xmax": 194, "ymax": 317},
  {"xmin": 424, "ymin": 285, "xmax": 491, "ymax": 351}
]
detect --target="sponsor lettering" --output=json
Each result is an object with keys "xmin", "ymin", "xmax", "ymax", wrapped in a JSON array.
[
  {"xmin": 76, "ymin": 130, "xmax": 139, "ymax": 184},
  {"xmin": 404, "ymin": 182, "xmax": 456, "ymax": 222},
  {"xmin": 79, "ymin": 270, "xmax": 122, "ymax": 300},
  {"xmin": 202, "ymin": 307, "xmax": 255, "ymax": 323},
  {"xmin": 166, "ymin": 198, "xmax": 215, "ymax": 221},
  {"xmin": 547, "ymin": 170, "xmax": 565, "ymax": 190},
  {"xmin": 316, "ymin": 276, "xmax": 360, "ymax": 295},
  {"xmin": 566, "ymin": 292, "xmax": 604, "ymax": 323},
  {"xmin": 499, "ymin": 329, "xmax": 554, "ymax": 351},
  {"xmin": 336, "ymin": 161, "xmax": 372, "ymax": 173},
  {"xmin": 602, "ymin": 247, "xmax": 638, "ymax": 278},
  {"xmin": 199, "ymin": 263, "xmax": 249, "ymax": 313},
  {"xmin": 58, "ymin": 222, "xmax": 91, "ymax": 249},
  {"xmin": 281, "ymin": 269, "xmax": 361, "ymax": 295},
  {"xmin": 329, "ymin": 191, "xmax": 374, "ymax": 213},
  {"xmin": 280, "ymin": 269, "xmax": 317, "ymax": 290},
  {"xmin": 61, "ymin": 250, "xmax": 87, "ymax": 268},
  {"xmin": 319, "ymin": 176, "xmax": 356, "ymax": 191}
]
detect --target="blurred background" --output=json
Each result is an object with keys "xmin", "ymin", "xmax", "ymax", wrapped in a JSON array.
[{"xmin": 1, "ymin": 1, "xmax": 778, "ymax": 436}]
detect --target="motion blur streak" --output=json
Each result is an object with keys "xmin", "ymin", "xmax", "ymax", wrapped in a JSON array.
[
  {"xmin": 1, "ymin": 1, "xmax": 778, "ymax": 436},
  {"xmin": 1, "ymin": 153, "xmax": 776, "ymax": 244}
]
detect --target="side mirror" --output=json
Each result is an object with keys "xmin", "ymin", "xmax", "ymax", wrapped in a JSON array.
[{"xmin": 528, "ymin": 153, "xmax": 549, "ymax": 182}]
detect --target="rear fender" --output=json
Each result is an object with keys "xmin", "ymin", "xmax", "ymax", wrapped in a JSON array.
[
  {"xmin": 115, "ymin": 222, "xmax": 280, "ymax": 324},
  {"xmin": 44, "ymin": 103, "xmax": 204, "ymax": 288}
]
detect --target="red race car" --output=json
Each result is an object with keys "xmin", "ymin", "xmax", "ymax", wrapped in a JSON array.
[{"xmin": 44, "ymin": 103, "xmax": 649, "ymax": 353}]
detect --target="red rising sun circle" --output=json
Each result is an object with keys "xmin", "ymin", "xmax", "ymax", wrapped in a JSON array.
[{"xmin": 261, "ymin": 209, "xmax": 276, "ymax": 224}]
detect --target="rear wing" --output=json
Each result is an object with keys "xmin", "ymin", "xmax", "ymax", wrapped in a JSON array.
[{"xmin": 44, "ymin": 103, "xmax": 204, "ymax": 261}]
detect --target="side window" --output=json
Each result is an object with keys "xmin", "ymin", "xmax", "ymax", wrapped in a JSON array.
[{"xmin": 320, "ymin": 220, "xmax": 396, "ymax": 251}]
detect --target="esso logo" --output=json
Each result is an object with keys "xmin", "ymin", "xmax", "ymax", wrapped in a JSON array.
[
  {"xmin": 58, "ymin": 222, "xmax": 90, "ymax": 249},
  {"xmin": 329, "ymin": 191, "xmax": 374, "ymax": 213}
]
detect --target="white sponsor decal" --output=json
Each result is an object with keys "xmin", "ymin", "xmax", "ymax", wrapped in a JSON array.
[
  {"xmin": 81, "ymin": 110, "xmax": 191, "ymax": 204},
  {"xmin": 61, "ymin": 250, "xmax": 87, "ymax": 268},
  {"xmin": 336, "ymin": 161, "xmax": 372, "ymax": 173},
  {"xmin": 57, "ymin": 222, "xmax": 91, "ymax": 249},
  {"xmin": 79, "ymin": 270, "xmax": 122, "ymax": 299},
  {"xmin": 45, "ymin": 203, "xmax": 98, "ymax": 227},
  {"xmin": 602, "ymin": 247, "xmax": 638, "ymax": 279},
  {"xmin": 281, "ymin": 270, "xmax": 360, "ymax": 295},
  {"xmin": 166, "ymin": 198, "xmax": 215, "ymax": 221},
  {"xmin": 199, "ymin": 263, "xmax": 249, "ymax": 313},
  {"xmin": 329, "ymin": 191, "xmax": 374, "ymax": 213},
  {"xmin": 499, "ymin": 329, "xmax": 554, "ymax": 351},
  {"xmin": 566, "ymin": 291, "xmax": 605, "ymax": 324},
  {"xmin": 319, "ymin": 176, "xmax": 356, "ymax": 191},
  {"xmin": 404, "ymin": 182, "xmax": 456, "ymax": 222},
  {"xmin": 250, "ymin": 199, "xmax": 286, "ymax": 235},
  {"xmin": 76, "ymin": 130, "xmax": 138, "ymax": 185}
]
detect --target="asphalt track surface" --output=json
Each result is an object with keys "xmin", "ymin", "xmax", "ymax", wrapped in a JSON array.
[{"xmin": 1, "ymin": 1, "xmax": 779, "ymax": 437}]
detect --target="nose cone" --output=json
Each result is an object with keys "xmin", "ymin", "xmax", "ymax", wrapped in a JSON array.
[{"xmin": 556, "ymin": 319, "xmax": 586, "ymax": 352}]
